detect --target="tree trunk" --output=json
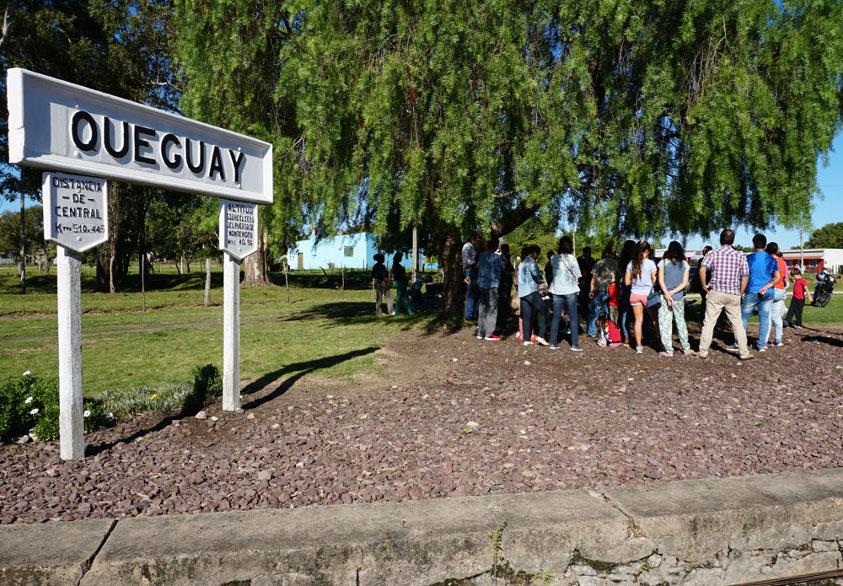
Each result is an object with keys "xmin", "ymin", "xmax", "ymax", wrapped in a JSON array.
[
  {"xmin": 179, "ymin": 254, "xmax": 186, "ymax": 275},
  {"xmin": 439, "ymin": 231, "xmax": 464, "ymax": 317},
  {"xmin": 204, "ymin": 256, "xmax": 212, "ymax": 306},
  {"xmin": 96, "ymin": 184, "xmax": 125, "ymax": 292},
  {"xmin": 242, "ymin": 229, "xmax": 271, "ymax": 286}
]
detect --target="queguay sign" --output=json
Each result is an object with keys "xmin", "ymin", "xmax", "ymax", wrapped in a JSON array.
[
  {"xmin": 7, "ymin": 68, "xmax": 274, "ymax": 460},
  {"xmin": 7, "ymin": 68, "xmax": 273, "ymax": 204}
]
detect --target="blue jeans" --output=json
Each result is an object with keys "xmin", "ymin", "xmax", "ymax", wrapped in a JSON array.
[
  {"xmin": 587, "ymin": 290, "xmax": 610, "ymax": 337},
  {"xmin": 741, "ymin": 288, "xmax": 775, "ymax": 349},
  {"xmin": 464, "ymin": 268, "xmax": 478, "ymax": 320},
  {"xmin": 550, "ymin": 293, "xmax": 579, "ymax": 348}
]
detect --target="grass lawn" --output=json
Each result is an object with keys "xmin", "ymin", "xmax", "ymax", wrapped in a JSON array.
[
  {"xmin": 1, "ymin": 263, "xmax": 840, "ymax": 397},
  {"xmin": 0, "ymin": 264, "xmax": 430, "ymax": 396}
]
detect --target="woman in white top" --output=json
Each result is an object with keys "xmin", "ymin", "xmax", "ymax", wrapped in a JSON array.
[
  {"xmin": 624, "ymin": 240, "xmax": 657, "ymax": 354},
  {"xmin": 548, "ymin": 236, "xmax": 583, "ymax": 351}
]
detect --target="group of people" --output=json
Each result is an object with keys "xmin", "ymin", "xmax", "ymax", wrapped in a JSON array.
[
  {"xmin": 461, "ymin": 228, "xmax": 815, "ymax": 358},
  {"xmin": 371, "ymin": 252, "xmax": 414, "ymax": 316}
]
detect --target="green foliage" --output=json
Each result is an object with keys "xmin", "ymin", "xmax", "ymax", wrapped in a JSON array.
[
  {"xmin": 182, "ymin": 363, "xmax": 223, "ymax": 413},
  {"xmin": 0, "ymin": 373, "xmax": 113, "ymax": 442},
  {"xmin": 807, "ymin": 222, "xmax": 843, "ymax": 248},
  {"xmin": 0, "ymin": 205, "xmax": 46, "ymax": 257},
  {"xmin": 276, "ymin": 0, "xmax": 843, "ymax": 244},
  {"xmin": 98, "ymin": 363, "xmax": 222, "ymax": 417}
]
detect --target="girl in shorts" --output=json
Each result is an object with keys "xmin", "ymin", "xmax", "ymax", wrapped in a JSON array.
[{"xmin": 624, "ymin": 241, "xmax": 657, "ymax": 354}]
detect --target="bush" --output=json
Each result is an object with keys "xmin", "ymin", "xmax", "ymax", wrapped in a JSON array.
[
  {"xmin": 181, "ymin": 363, "xmax": 222, "ymax": 414},
  {"xmin": 1, "ymin": 364, "xmax": 222, "ymax": 443},
  {"xmin": 100, "ymin": 382, "xmax": 194, "ymax": 417},
  {"xmin": 0, "ymin": 373, "xmax": 114, "ymax": 442},
  {"xmin": 98, "ymin": 363, "xmax": 222, "ymax": 418}
]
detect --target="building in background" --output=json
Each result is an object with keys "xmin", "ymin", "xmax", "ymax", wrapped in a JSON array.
[
  {"xmin": 780, "ymin": 249, "xmax": 843, "ymax": 274},
  {"xmin": 654, "ymin": 247, "xmax": 843, "ymax": 274},
  {"xmin": 287, "ymin": 232, "xmax": 438, "ymax": 271}
]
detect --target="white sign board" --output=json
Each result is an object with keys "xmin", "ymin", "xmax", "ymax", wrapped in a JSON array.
[
  {"xmin": 42, "ymin": 172, "xmax": 109, "ymax": 253},
  {"xmin": 219, "ymin": 200, "xmax": 258, "ymax": 260},
  {"xmin": 7, "ymin": 68, "xmax": 273, "ymax": 204}
]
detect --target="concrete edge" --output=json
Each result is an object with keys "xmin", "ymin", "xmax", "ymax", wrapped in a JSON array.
[{"xmin": 0, "ymin": 468, "xmax": 841, "ymax": 585}]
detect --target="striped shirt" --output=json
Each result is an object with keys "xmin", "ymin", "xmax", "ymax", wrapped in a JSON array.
[{"xmin": 701, "ymin": 245, "xmax": 749, "ymax": 296}]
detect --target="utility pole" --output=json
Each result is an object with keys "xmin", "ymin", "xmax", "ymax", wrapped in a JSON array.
[
  {"xmin": 19, "ymin": 193, "xmax": 26, "ymax": 294},
  {"xmin": 800, "ymin": 228, "xmax": 804, "ymax": 272},
  {"xmin": 412, "ymin": 223, "xmax": 419, "ymax": 282}
]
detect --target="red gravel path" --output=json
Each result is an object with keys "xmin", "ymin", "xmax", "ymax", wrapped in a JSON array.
[{"xmin": 2, "ymin": 325, "xmax": 842, "ymax": 524}]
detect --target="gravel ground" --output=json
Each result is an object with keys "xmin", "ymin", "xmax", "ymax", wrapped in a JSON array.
[{"xmin": 2, "ymin": 323, "xmax": 842, "ymax": 524}]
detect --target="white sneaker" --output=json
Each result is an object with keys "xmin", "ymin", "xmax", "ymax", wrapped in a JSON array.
[
  {"xmin": 476, "ymin": 335, "xmax": 484, "ymax": 340},
  {"xmin": 523, "ymin": 341, "xmax": 533, "ymax": 346},
  {"xmin": 635, "ymin": 346, "xmax": 644, "ymax": 354},
  {"xmin": 535, "ymin": 337, "xmax": 549, "ymax": 347}
]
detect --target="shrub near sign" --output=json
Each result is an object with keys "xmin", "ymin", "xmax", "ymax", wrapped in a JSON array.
[{"xmin": 42, "ymin": 172, "xmax": 109, "ymax": 253}]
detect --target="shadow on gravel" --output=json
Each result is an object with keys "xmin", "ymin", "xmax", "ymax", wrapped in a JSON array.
[
  {"xmin": 241, "ymin": 346, "xmax": 380, "ymax": 410},
  {"xmin": 801, "ymin": 334, "xmax": 843, "ymax": 347},
  {"xmin": 84, "ymin": 347, "xmax": 379, "ymax": 456}
]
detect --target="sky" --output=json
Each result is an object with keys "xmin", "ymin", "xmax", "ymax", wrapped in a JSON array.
[
  {"xmin": 3, "ymin": 134, "xmax": 842, "ymax": 251},
  {"xmin": 684, "ymin": 133, "xmax": 843, "ymax": 251}
]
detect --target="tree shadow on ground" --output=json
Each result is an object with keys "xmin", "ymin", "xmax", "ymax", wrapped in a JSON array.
[
  {"xmin": 86, "ymin": 347, "xmax": 379, "ymax": 456},
  {"xmin": 278, "ymin": 301, "xmax": 432, "ymax": 327},
  {"xmin": 241, "ymin": 346, "xmax": 379, "ymax": 410}
]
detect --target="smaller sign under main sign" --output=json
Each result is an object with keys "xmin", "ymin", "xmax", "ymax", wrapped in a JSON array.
[
  {"xmin": 42, "ymin": 172, "xmax": 109, "ymax": 253},
  {"xmin": 219, "ymin": 200, "xmax": 258, "ymax": 260}
]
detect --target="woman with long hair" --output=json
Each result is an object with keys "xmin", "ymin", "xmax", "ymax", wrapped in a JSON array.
[
  {"xmin": 548, "ymin": 235, "xmax": 582, "ymax": 351},
  {"xmin": 616, "ymin": 239, "xmax": 637, "ymax": 346},
  {"xmin": 765, "ymin": 242, "xmax": 788, "ymax": 347},
  {"xmin": 657, "ymin": 241, "xmax": 692, "ymax": 357},
  {"xmin": 624, "ymin": 240, "xmax": 657, "ymax": 354}
]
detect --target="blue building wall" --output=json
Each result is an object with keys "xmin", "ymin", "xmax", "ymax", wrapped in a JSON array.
[{"xmin": 288, "ymin": 233, "xmax": 438, "ymax": 271}]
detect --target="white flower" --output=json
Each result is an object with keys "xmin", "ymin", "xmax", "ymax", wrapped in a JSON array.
[
  {"xmin": 83, "ymin": 410, "xmax": 91, "ymax": 418},
  {"xmin": 24, "ymin": 396, "xmax": 33, "ymax": 404},
  {"xmin": 22, "ymin": 370, "xmax": 31, "ymax": 376},
  {"xmin": 29, "ymin": 408, "xmax": 39, "ymax": 415}
]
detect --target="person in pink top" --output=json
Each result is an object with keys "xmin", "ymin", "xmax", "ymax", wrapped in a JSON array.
[{"xmin": 765, "ymin": 242, "xmax": 788, "ymax": 347}]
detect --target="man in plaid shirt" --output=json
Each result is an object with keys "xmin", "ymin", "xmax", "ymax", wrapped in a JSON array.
[{"xmin": 697, "ymin": 229, "xmax": 753, "ymax": 359}]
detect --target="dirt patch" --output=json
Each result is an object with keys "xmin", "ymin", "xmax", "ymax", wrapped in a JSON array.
[{"xmin": 1, "ymin": 323, "xmax": 841, "ymax": 524}]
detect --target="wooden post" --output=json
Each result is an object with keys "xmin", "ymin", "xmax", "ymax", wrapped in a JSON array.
[
  {"xmin": 222, "ymin": 252, "xmax": 241, "ymax": 411},
  {"xmin": 57, "ymin": 247, "xmax": 84, "ymax": 460}
]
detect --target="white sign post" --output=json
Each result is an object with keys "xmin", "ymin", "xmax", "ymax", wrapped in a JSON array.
[
  {"xmin": 219, "ymin": 201, "xmax": 259, "ymax": 411},
  {"xmin": 7, "ymin": 68, "xmax": 273, "ymax": 459},
  {"xmin": 42, "ymin": 172, "xmax": 109, "ymax": 460}
]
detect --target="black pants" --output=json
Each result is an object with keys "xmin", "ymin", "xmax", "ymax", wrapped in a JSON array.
[
  {"xmin": 520, "ymin": 291, "xmax": 547, "ymax": 342},
  {"xmin": 785, "ymin": 298, "xmax": 804, "ymax": 326}
]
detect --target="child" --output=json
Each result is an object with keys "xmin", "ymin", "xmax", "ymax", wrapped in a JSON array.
[
  {"xmin": 372, "ymin": 253, "xmax": 393, "ymax": 316},
  {"xmin": 785, "ymin": 268, "xmax": 812, "ymax": 328},
  {"xmin": 605, "ymin": 282, "xmax": 623, "ymax": 347}
]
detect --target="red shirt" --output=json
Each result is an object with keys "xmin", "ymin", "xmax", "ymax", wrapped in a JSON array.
[
  {"xmin": 773, "ymin": 257, "xmax": 788, "ymax": 289},
  {"xmin": 793, "ymin": 277, "xmax": 808, "ymax": 300}
]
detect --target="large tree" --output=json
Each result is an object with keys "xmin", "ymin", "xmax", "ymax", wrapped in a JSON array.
[
  {"xmin": 0, "ymin": 0, "xmax": 180, "ymax": 292},
  {"xmin": 173, "ymin": 0, "xmax": 302, "ymax": 285},
  {"xmin": 807, "ymin": 222, "xmax": 843, "ymax": 248},
  {"xmin": 275, "ymin": 0, "xmax": 843, "ymax": 313}
]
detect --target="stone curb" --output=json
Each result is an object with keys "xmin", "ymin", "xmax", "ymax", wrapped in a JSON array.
[{"xmin": 1, "ymin": 468, "xmax": 842, "ymax": 585}]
